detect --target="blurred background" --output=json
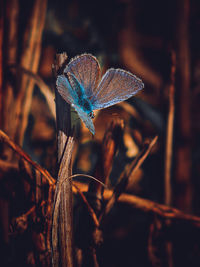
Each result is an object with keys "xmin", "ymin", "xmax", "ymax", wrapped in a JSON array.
[{"xmin": 1, "ymin": 0, "xmax": 200, "ymax": 266}]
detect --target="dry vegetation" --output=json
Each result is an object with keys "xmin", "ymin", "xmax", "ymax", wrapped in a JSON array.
[{"xmin": 1, "ymin": 0, "xmax": 200, "ymax": 267}]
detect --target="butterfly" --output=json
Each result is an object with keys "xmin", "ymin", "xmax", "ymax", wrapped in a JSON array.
[{"xmin": 56, "ymin": 53, "xmax": 144, "ymax": 135}]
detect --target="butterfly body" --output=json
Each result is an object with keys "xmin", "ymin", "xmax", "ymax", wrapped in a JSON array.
[
  {"xmin": 56, "ymin": 54, "xmax": 144, "ymax": 135},
  {"xmin": 66, "ymin": 72, "xmax": 95, "ymax": 122}
]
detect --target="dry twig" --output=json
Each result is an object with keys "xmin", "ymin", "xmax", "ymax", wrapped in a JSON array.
[
  {"xmin": 100, "ymin": 136, "xmax": 158, "ymax": 222},
  {"xmin": 9, "ymin": 65, "xmax": 56, "ymax": 118},
  {"xmin": 175, "ymin": 0, "xmax": 192, "ymax": 212},
  {"xmin": 0, "ymin": 129, "xmax": 55, "ymax": 186},
  {"xmin": 164, "ymin": 51, "xmax": 176, "ymax": 206},
  {"xmin": 102, "ymin": 119, "xmax": 124, "ymax": 185},
  {"xmin": 15, "ymin": 0, "xmax": 47, "ymax": 145},
  {"xmin": 51, "ymin": 53, "xmax": 74, "ymax": 267},
  {"xmin": 73, "ymin": 184, "xmax": 99, "ymax": 228},
  {"xmin": 74, "ymin": 181, "xmax": 200, "ymax": 228}
]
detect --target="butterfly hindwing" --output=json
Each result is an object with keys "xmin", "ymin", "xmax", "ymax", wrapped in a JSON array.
[
  {"xmin": 91, "ymin": 68, "xmax": 144, "ymax": 110},
  {"xmin": 73, "ymin": 104, "xmax": 95, "ymax": 135},
  {"xmin": 56, "ymin": 75, "xmax": 77, "ymax": 104},
  {"xmin": 57, "ymin": 71, "xmax": 95, "ymax": 134}
]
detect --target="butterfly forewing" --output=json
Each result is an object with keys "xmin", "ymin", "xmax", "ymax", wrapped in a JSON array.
[
  {"xmin": 64, "ymin": 54, "xmax": 101, "ymax": 99},
  {"xmin": 66, "ymin": 72, "xmax": 85, "ymax": 99},
  {"xmin": 91, "ymin": 69, "xmax": 144, "ymax": 110}
]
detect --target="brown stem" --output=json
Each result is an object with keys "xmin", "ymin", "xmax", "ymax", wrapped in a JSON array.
[
  {"xmin": 174, "ymin": 0, "xmax": 192, "ymax": 212},
  {"xmin": 102, "ymin": 119, "xmax": 124, "ymax": 185},
  {"xmin": 14, "ymin": 0, "xmax": 47, "ymax": 145},
  {"xmin": 8, "ymin": 65, "xmax": 56, "ymax": 118},
  {"xmin": 163, "ymin": 52, "xmax": 176, "ymax": 267},
  {"xmin": 84, "ymin": 120, "xmax": 124, "ymax": 267},
  {"xmin": 0, "ymin": 129, "xmax": 55, "ymax": 186},
  {"xmin": 88, "ymin": 119, "xmax": 124, "ymax": 199},
  {"xmin": 73, "ymin": 184, "xmax": 99, "ymax": 228},
  {"xmin": 100, "ymin": 136, "xmax": 158, "ymax": 222},
  {"xmin": 51, "ymin": 53, "xmax": 75, "ymax": 267},
  {"xmin": 74, "ymin": 181, "xmax": 200, "ymax": 228},
  {"xmin": 164, "ymin": 51, "xmax": 176, "ymax": 206}
]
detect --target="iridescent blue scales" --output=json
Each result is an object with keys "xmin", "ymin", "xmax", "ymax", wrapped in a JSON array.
[{"xmin": 56, "ymin": 54, "xmax": 144, "ymax": 135}]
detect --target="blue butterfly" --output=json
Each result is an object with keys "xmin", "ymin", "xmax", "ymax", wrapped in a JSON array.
[{"xmin": 56, "ymin": 54, "xmax": 144, "ymax": 135}]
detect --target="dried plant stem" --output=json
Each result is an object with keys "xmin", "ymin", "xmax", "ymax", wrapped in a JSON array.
[
  {"xmin": 52, "ymin": 137, "xmax": 74, "ymax": 267},
  {"xmin": 16, "ymin": 200, "xmax": 46, "ymax": 220},
  {"xmin": 9, "ymin": 65, "xmax": 56, "ymax": 118},
  {"xmin": 102, "ymin": 119, "xmax": 124, "ymax": 185},
  {"xmin": 1, "ymin": 122, "xmax": 200, "ymax": 262},
  {"xmin": 100, "ymin": 136, "xmax": 158, "ymax": 222},
  {"xmin": 0, "ymin": 128, "xmax": 98, "ymax": 231},
  {"xmin": 52, "ymin": 53, "xmax": 74, "ymax": 267},
  {"xmin": 0, "ymin": 129, "xmax": 55, "ymax": 186},
  {"xmin": 82, "ymin": 120, "xmax": 124, "ymax": 267},
  {"xmin": 175, "ymin": 0, "xmax": 192, "ymax": 212},
  {"xmin": 164, "ymin": 52, "xmax": 176, "ymax": 206},
  {"xmin": 74, "ymin": 181, "xmax": 200, "ymax": 228},
  {"xmin": 164, "ymin": 52, "xmax": 176, "ymax": 267},
  {"xmin": 73, "ymin": 184, "xmax": 100, "ymax": 227},
  {"xmin": 88, "ymin": 119, "xmax": 124, "ymax": 198},
  {"xmin": 14, "ymin": 0, "xmax": 47, "ymax": 145}
]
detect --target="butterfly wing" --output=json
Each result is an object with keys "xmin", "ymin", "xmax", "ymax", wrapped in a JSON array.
[
  {"xmin": 66, "ymin": 72, "xmax": 85, "ymax": 98},
  {"xmin": 64, "ymin": 53, "xmax": 101, "ymax": 99},
  {"xmin": 57, "ymin": 73, "xmax": 94, "ymax": 134},
  {"xmin": 56, "ymin": 75, "xmax": 77, "ymax": 104},
  {"xmin": 90, "ymin": 68, "xmax": 144, "ymax": 110},
  {"xmin": 73, "ymin": 104, "xmax": 95, "ymax": 135}
]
